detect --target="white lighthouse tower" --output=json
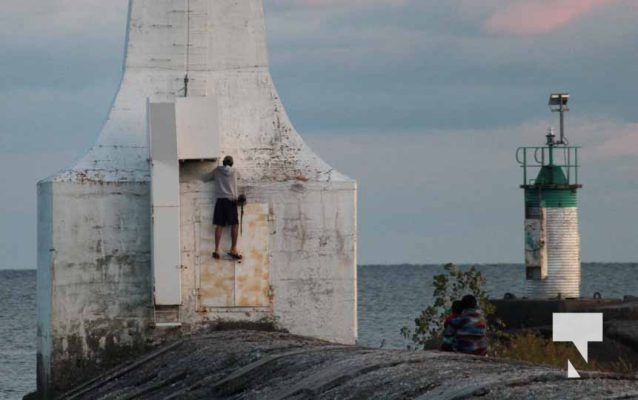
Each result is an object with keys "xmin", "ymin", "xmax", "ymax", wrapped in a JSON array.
[
  {"xmin": 37, "ymin": 1, "xmax": 357, "ymax": 395},
  {"xmin": 516, "ymin": 93, "xmax": 581, "ymax": 299}
]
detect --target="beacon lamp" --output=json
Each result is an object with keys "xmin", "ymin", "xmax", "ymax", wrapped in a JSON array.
[
  {"xmin": 548, "ymin": 92, "xmax": 569, "ymax": 145},
  {"xmin": 548, "ymin": 92, "xmax": 569, "ymax": 110}
]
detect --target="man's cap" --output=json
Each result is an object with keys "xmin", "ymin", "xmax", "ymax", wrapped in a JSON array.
[{"xmin": 223, "ymin": 155, "xmax": 234, "ymax": 166}]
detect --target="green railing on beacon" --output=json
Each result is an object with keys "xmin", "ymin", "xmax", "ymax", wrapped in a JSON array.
[{"xmin": 516, "ymin": 132, "xmax": 580, "ymax": 189}]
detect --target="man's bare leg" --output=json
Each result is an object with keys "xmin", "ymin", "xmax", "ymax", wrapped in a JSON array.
[
  {"xmin": 230, "ymin": 224, "xmax": 239, "ymax": 255},
  {"xmin": 214, "ymin": 225, "xmax": 223, "ymax": 255}
]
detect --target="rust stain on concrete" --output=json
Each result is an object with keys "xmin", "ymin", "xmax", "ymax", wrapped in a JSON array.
[{"xmin": 199, "ymin": 263, "xmax": 234, "ymax": 307}]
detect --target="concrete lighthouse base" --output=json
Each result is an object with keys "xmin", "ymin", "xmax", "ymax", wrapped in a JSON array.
[{"xmin": 36, "ymin": 0, "xmax": 357, "ymax": 396}]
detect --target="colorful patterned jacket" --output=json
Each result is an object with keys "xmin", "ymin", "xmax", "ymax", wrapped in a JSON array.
[
  {"xmin": 441, "ymin": 313, "xmax": 459, "ymax": 351},
  {"xmin": 448, "ymin": 308, "xmax": 488, "ymax": 355}
]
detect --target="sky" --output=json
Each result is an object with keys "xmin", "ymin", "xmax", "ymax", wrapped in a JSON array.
[{"xmin": 1, "ymin": 0, "xmax": 637, "ymax": 269}]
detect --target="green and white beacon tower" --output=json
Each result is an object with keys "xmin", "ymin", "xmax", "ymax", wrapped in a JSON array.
[{"xmin": 516, "ymin": 93, "xmax": 582, "ymax": 299}]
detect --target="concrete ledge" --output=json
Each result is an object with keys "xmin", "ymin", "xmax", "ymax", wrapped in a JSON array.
[{"xmin": 45, "ymin": 329, "xmax": 638, "ymax": 400}]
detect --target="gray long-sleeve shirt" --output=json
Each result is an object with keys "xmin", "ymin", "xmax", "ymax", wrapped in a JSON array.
[{"xmin": 204, "ymin": 165, "xmax": 239, "ymax": 200}]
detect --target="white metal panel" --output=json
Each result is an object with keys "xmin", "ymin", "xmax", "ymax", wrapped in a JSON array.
[
  {"xmin": 148, "ymin": 102, "xmax": 182, "ymax": 305},
  {"xmin": 151, "ymin": 161, "xmax": 180, "ymax": 207},
  {"xmin": 149, "ymin": 103, "xmax": 178, "ymax": 162},
  {"xmin": 148, "ymin": 102, "xmax": 179, "ymax": 206},
  {"xmin": 176, "ymin": 97, "xmax": 220, "ymax": 160},
  {"xmin": 152, "ymin": 206, "xmax": 182, "ymax": 305}
]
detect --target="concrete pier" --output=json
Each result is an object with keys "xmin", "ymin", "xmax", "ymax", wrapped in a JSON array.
[{"xmin": 48, "ymin": 329, "xmax": 638, "ymax": 400}]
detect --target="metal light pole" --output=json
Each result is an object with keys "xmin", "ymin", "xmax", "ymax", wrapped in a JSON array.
[{"xmin": 549, "ymin": 93, "xmax": 570, "ymax": 145}]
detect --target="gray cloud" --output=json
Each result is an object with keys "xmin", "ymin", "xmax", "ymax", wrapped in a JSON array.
[
  {"xmin": 307, "ymin": 118, "xmax": 638, "ymax": 264},
  {"xmin": 1, "ymin": 1, "xmax": 637, "ymax": 268},
  {"xmin": 266, "ymin": 0, "xmax": 638, "ymax": 132},
  {"xmin": 0, "ymin": 0, "xmax": 128, "ymax": 44}
]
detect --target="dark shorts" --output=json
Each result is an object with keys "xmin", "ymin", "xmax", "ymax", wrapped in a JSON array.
[{"xmin": 213, "ymin": 198, "xmax": 239, "ymax": 226}]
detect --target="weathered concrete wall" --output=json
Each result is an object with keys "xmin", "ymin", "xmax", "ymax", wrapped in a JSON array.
[
  {"xmin": 36, "ymin": 183, "xmax": 53, "ymax": 398},
  {"xmin": 56, "ymin": 0, "xmax": 344, "ymax": 184},
  {"xmin": 266, "ymin": 181, "xmax": 357, "ymax": 343},
  {"xmin": 37, "ymin": 181, "xmax": 154, "ymax": 393},
  {"xmin": 177, "ymin": 164, "xmax": 356, "ymax": 344},
  {"xmin": 37, "ymin": 0, "xmax": 357, "ymax": 395}
]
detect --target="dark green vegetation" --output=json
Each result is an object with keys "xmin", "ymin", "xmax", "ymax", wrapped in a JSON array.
[{"xmin": 401, "ymin": 263, "xmax": 637, "ymax": 375}]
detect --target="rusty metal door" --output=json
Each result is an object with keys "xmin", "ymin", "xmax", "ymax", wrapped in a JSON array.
[
  {"xmin": 196, "ymin": 200, "xmax": 234, "ymax": 308},
  {"xmin": 195, "ymin": 200, "xmax": 270, "ymax": 309},
  {"xmin": 234, "ymin": 203, "xmax": 271, "ymax": 307}
]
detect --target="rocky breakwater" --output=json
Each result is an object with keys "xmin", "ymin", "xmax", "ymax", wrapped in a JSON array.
[{"xmin": 35, "ymin": 329, "xmax": 638, "ymax": 400}]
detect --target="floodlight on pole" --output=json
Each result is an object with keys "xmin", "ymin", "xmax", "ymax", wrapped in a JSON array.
[{"xmin": 548, "ymin": 92, "xmax": 569, "ymax": 145}]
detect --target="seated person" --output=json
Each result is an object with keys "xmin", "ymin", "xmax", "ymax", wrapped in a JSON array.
[
  {"xmin": 441, "ymin": 300, "xmax": 464, "ymax": 351},
  {"xmin": 450, "ymin": 294, "xmax": 488, "ymax": 356}
]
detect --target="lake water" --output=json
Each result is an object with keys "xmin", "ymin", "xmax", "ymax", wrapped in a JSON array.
[
  {"xmin": 0, "ymin": 271, "xmax": 37, "ymax": 400},
  {"xmin": 1, "ymin": 264, "xmax": 637, "ymax": 399},
  {"xmin": 357, "ymin": 263, "xmax": 638, "ymax": 349}
]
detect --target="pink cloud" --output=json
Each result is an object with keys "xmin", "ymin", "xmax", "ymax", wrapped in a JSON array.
[
  {"xmin": 587, "ymin": 126, "xmax": 638, "ymax": 160},
  {"xmin": 485, "ymin": 0, "xmax": 612, "ymax": 35},
  {"xmin": 271, "ymin": 0, "xmax": 406, "ymax": 9}
]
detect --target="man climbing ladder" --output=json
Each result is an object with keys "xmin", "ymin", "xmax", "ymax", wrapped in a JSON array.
[{"xmin": 204, "ymin": 155, "xmax": 244, "ymax": 260}]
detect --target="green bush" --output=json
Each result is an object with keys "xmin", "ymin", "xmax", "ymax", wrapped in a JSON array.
[{"xmin": 400, "ymin": 263, "xmax": 495, "ymax": 350}]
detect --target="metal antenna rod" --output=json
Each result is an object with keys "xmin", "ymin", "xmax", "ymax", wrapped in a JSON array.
[
  {"xmin": 184, "ymin": 0, "xmax": 191, "ymax": 97},
  {"xmin": 548, "ymin": 93, "xmax": 569, "ymax": 145},
  {"xmin": 559, "ymin": 103, "xmax": 565, "ymax": 145}
]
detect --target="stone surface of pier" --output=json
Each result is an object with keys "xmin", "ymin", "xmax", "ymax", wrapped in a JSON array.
[{"xmin": 51, "ymin": 329, "xmax": 638, "ymax": 400}]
